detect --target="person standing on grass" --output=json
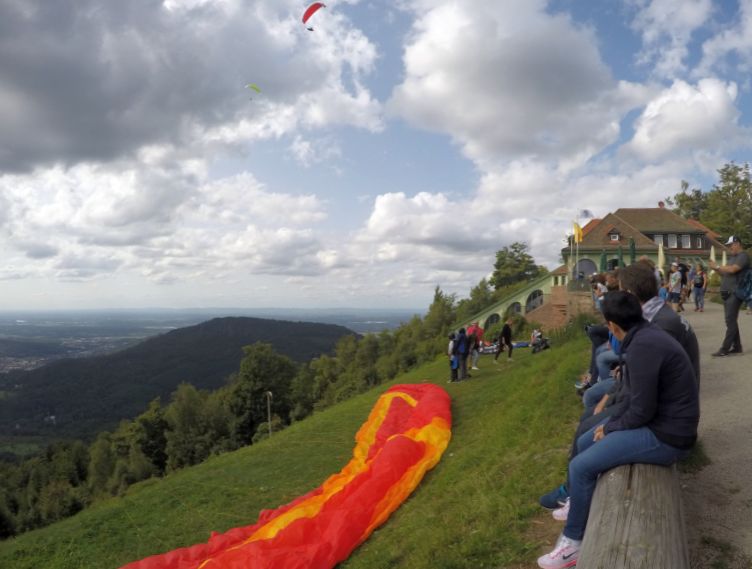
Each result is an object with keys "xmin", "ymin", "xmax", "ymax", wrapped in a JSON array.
[
  {"xmin": 692, "ymin": 263, "xmax": 708, "ymax": 312},
  {"xmin": 447, "ymin": 333, "xmax": 458, "ymax": 383},
  {"xmin": 709, "ymin": 235, "xmax": 750, "ymax": 357},
  {"xmin": 537, "ymin": 291, "xmax": 698, "ymax": 569},
  {"xmin": 494, "ymin": 318, "xmax": 514, "ymax": 363},
  {"xmin": 454, "ymin": 328, "xmax": 469, "ymax": 380}
]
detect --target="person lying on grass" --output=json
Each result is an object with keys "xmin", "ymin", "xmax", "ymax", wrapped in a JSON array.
[{"xmin": 537, "ymin": 290, "xmax": 699, "ymax": 569}]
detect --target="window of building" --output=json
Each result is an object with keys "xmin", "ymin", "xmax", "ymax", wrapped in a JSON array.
[
  {"xmin": 653, "ymin": 234, "xmax": 663, "ymax": 245},
  {"xmin": 668, "ymin": 234, "xmax": 677, "ymax": 248},
  {"xmin": 609, "ymin": 233, "xmax": 620, "ymax": 241},
  {"xmin": 696, "ymin": 236, "xmax": 703, "ymax": 248},
  {"xmin": 681, "ymin": 234, "xmax": 691, "ymax": 248}
]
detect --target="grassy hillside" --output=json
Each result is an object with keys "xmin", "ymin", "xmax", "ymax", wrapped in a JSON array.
[{"xmin": 0, "ymin": 336, "xmax": 588, "ymax": 569}]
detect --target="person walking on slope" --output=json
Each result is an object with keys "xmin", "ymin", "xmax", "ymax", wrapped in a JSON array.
[
  {"xmin": 494, "ymin": 318, "xmax": 514, "ymax": 362},
  {"xmin": 709, "ymin": 235, "xmax": 750, "ymax": 357}
]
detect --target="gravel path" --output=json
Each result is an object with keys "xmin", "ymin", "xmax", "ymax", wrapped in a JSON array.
[{"xmin": 680, "ymin": 300, "xmax": 752, "ymax": 568}]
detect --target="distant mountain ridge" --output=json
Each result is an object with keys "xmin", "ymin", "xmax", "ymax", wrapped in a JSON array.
[{"xmin": 0, "ymin": 317, "xmax": 353, "ymax": 442}]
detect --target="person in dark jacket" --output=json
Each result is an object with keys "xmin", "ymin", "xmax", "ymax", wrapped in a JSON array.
[
  {"xmin": 454, "ymin": 328, "xmax": 469, "ymax": 380},
  {"xmin": 494, "ymin": 319, "xmax": 514, "ymax": 362},
  {"xmin": 708, "ymin": 235, "xmax": 750, "ymax": 356},
  {"xmin": 539, "ymin": 263, "xmax": 701, "ymax": 512},
  {"xmin": 537, "ymin": 291, "xmax": 699, "ymax": 568}
]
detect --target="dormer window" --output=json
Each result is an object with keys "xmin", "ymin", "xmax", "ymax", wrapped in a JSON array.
[{"xmin": 609, "ymin": 233, "xmax": 620, "ymax": 241}]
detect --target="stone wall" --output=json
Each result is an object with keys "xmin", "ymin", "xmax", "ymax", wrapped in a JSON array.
[{"xmin": 524, "ymin": 288, "xmax": 600, "ymax": 331}]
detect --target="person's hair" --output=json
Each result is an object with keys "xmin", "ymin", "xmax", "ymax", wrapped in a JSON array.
[
  {"xmin": 637, "ymin": 255, "xmax": 655, "ymax": 269},
  {"xmin": 601, "ymin": 290, "xmax": 644, "ymax": 331},
  {"xmin": 618, "ymin": 264, "xmax": 658, "ymax": 302},
  {"xmin": 605, "ymin": 270, "xmax": 620, "ymax": 290}
]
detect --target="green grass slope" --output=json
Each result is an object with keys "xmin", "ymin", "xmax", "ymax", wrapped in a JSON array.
[{"xmin": 0, "ymin": 337, "xmax": 587, "ymax": 569}]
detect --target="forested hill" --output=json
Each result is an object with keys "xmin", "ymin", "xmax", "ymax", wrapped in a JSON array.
[{"xmin": 0, "ymin": 317, "xmax": 353, "ymax": 442}]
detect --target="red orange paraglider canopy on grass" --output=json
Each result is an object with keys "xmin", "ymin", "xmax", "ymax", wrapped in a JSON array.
[{"xmin": 121, "ymin": 383, "xmax": 452, "ymax": 569}]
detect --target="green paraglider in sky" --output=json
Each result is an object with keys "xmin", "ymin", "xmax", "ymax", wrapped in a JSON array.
[{"xmin": 246, "ymin": 83, "xmax": 261, "ymax": 93}]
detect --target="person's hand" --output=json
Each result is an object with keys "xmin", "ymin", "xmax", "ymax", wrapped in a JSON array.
[
  {"xmin": 593, "ymin": 395, "xmax": 609, "ymax": 415},
  {"xmin": 593, "ymin": 425, "xmax": 606, "ymax": 442}
]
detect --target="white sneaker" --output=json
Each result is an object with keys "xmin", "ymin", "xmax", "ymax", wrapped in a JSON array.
[
  {"xmin": 471, "ymin": 366, "xmax": 480, "ymax": 370},
  {"xmin": 537, "ymin": 534, "xmax": 580, "ymax": 568},
  {"xmin": 552, "ymin": 498, "xmax": 570, "ymax": 521}
]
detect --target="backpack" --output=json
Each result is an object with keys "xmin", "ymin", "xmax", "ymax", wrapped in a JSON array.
[
  {"xmin": 734, "ymin": 269, "xmax": 752, "ymax": 302},
  {"xmin": 693, "ymin": 273, "xmax": 704, "ymax": 287},
  {"xmin": 455, "ymin": 335, "xmax": 468, "ymax": 355}
]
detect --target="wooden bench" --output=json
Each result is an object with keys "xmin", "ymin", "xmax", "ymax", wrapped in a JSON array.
[{"xmin": 577, "ymin": 463, "xmax": 690, "ymax": 569}]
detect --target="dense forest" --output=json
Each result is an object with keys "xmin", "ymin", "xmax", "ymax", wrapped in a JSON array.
[{"xmin": 0, "ymin": 317, "xmax": 352, "ymax": 441}]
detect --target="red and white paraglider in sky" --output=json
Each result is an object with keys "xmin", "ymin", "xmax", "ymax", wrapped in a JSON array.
[{"xmin": 302, "ymin": 2, "xmax": 326, "ymax": 31}]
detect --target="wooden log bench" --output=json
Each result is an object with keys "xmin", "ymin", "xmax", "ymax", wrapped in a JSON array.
[{"xmin": 577, "ymin": 463, "xmax": 690, "ymax": 569}]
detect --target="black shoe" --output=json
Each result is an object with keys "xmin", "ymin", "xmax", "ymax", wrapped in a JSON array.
[
  {"xmin": 728, "ymin": 348, "xmax": 743, "ymax": 355},
  {"xmin": 712, "ymin": 350, "xmax": 729, "ymax": 357},
  {"xmin": 539, "ymin": 484, "xmax": 569, "ymax": 510}
]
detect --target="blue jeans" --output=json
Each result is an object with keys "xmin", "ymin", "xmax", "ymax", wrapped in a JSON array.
[
  {"xmin": 596, "ymin": 348, "xmax": 619, "ymax": 383},
  {"xmin": 563, "ymin": 420, "xmax": 690, "ymax": 540},
  {"xmin": 694, "ymin": 287, "xmax": 705, "ymax": 309},
  {"xmin": 582, "ymin": 377, "xmax": 615, "ymax": 409}
]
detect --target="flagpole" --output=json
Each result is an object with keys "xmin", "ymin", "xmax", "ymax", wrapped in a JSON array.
[{"xmin": 570, "ymin": 230, "xmax": 574, "ymax": 279}]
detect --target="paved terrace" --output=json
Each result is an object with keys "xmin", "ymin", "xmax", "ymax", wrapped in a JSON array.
[{"xmin": 677, "ymin": 301, "xmax": 752, "ymax": 567}]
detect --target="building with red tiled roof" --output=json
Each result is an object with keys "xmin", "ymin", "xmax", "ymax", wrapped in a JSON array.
[{"xmin": 562, "ymin": 204, "xmax": 728, "ymax": 277}]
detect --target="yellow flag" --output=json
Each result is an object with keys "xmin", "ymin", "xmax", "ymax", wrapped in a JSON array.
[{"xmin": 573, "ymin": 222, "xmax": 583, "ymax": 244}]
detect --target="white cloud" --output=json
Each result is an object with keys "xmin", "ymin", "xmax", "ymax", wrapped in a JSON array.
[
  {"xmin": 629, "ymin": 0, "xmax": 713, "ymax": 77},
  {"xmin": 0, "ymin": 162, "xmax": 333, "ymax": 285},
  {"xmin": 623, "ymin": 78, "xmax": 742, "ymax": 161},
  {"xmin": 289, "ymin": 135, "xmax": 343, "ymax": 167},
  {"xmin": 696, "ymin": 0, "xmax": 752, "ymax": 76},
  {"xmin": 389, "ymin": 0, "xmax": 648, "ymax": 171},
  {"xmin": 0, "ymin": 0, "xmax": 382, "ymax": 171}
]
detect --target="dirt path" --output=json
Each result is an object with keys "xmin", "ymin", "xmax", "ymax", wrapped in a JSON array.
[{"xmin": 680, "ymin": 300, "xmax": 752, "ymax": 568}]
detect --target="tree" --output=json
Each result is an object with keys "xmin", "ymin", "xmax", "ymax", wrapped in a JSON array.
[
  {"xmin": 455, "ymin": 278, "xmax": 493, "ymax": 323},
  {"xmin": 164, "ymin": 383, "xmax": 212, "ymax": 470},
  {"xmin": 87, "ymin": 433, "xmax": 115, "ymax": 494},
  {"xmin": 489, "ymin": 242, "xmax": 544, "ymax": 289},
  {"xmin": 422, "ymin": 286, "xmax": 456, "ymax": 339},
  {"xmin": 133, "ymin": 399, "xmax": 168, "ymax": 475},
  {"xmin": 666, "ymin": 180, "xmax": 708, "ymax": 220},
  {"xmin": 227, "ymin": 343, "xmax": 297, "ymax": 445},
  {"xmin": 702, "ymin": 162, "xmax": 752, "ymax": 246}
]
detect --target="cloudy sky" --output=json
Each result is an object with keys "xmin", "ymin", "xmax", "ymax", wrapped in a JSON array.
[{"xmin": 1, "ymin": 0, "xmax": 751, "ymax": 311}]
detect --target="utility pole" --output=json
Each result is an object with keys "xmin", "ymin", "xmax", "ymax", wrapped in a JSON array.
[{"xmin": 265, "ymin": 391, "xmax": 273, "ymax": 437}]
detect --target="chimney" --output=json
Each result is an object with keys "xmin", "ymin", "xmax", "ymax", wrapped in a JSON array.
[{"xmin": 658, "ymin": 201, "xmax": 665, "ymax": 208}]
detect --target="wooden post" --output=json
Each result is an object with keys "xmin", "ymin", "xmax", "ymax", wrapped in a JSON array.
[{"xmin": 577, "ymin": 464, "xmax": 690, "ymax": 569}]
